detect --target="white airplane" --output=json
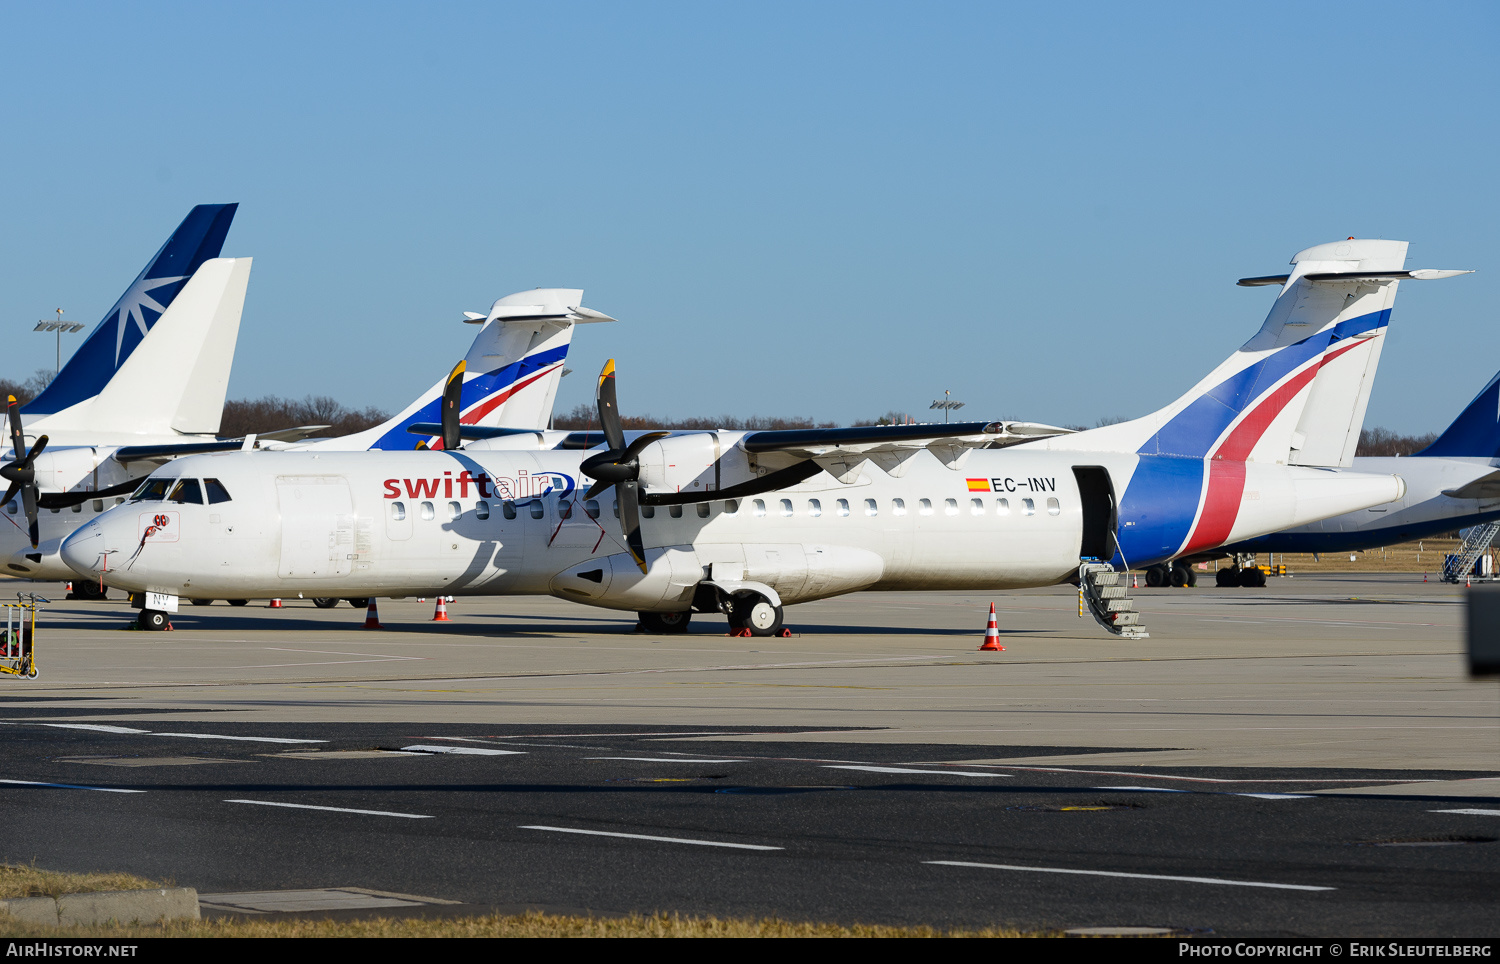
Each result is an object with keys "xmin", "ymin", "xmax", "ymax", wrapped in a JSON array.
[
  {"xmin": 1, "ymin": 203, "xmax": 611, "ymax": 587},
  {"xmin": 63, "ymin": 238, "xmax": 1461, "ymax": 635}
]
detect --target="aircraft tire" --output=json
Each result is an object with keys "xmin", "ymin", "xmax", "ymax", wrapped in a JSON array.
[
  {"xmin": 138, "ymin": 610, "xmax": 168, "ymax": 632},
  {"xmin": 227, "ymin": 599, "xmax": 249, "ymax": 607},
  {"xmin": 67, "ymin": 582, "xmax": 108, "ymax": 601},
  {"xmin": 345, "ymin": 598, "xmax": 369, "ymax": 609},
  {"xmin": 1144, "ymin": 564, "xmax": 1169, "ymax": 588},
  {"xmin": 312, "ymin": 598, "xmax": 340, "ymax": 609},
  {"xmin": 1171, "ymin": 565, "xmax": 1197, "ymax": 588},
  {"xmin": 638, "ymin": 610, "xmax": 692, "ymax": 634},
  {"xmin": 190, "ymin": 599, "xmax": 214, "ymax": 606},
  {"xmin": 729, "ymin": 593, "xmax": 784, "ymax": 637},
  {"xmin": 1216, "ymin": 568, "xmax": 1239, "ymax": 588},
  {"xmin": 1239, "ymin": 567, "xmax": 1267, "ymax": 588}
]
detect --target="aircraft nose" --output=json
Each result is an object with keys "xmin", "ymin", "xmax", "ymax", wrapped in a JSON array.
[{"xmin": 60, "ymin": 518, "xmax": 109, "ymax": 576}]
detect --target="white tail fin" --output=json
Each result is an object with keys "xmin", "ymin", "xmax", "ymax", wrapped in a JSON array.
[{"xmin": 30, "ymin": 257, "xmax": 251, "ymax": 436}]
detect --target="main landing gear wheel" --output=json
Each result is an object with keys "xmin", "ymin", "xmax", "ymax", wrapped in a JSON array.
[
  {"xmin": 728, "ymin": 592, "xmax": 784, "ymax": 637},
  {"xmin": 1170, "ymin": 564, "xmax": 1197, "ymax": 588},
  {"xmin": 190, "ymin": 599, "xmax": 214, "ymax": 606},
  {"xmin": 1239, "ymin": 567, "xmax": 1267, "ymax": 588},
  {"xmin": 227, "ymin": 599, "xmax": 249, "ymax": 607},
  {"xmin": 137, "ymin": 610, "xmax": 168, "ymax": 632},
  {"xmin": 345, "ymin": 598, "xmax": 369, "ymax": 609},
  {"xmin": 638, "ymin": 610, "xmax": 692, "ymax": 634},
  {"xmin": 1144, "ymin": 564, "xmax": 1170, "ymax": 588},
  {"xmin": 312, "ymin": 598, "xmax": 340, "ymax": 609},
  {"xmin": 1216, "ymin": 568, "xmax": 1240, "ymax": 587}
]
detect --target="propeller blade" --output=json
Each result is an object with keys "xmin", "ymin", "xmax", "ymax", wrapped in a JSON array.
[
  {"xmin": 23, "ymin": 434, "xmax": 47, "ymax": 468},
  {"xmin": 440, "ymin": 360, "xmax": 465, "ymax": 452},
  {"xmin": 583, "ymin": 478, "xmax": 611, "ymax": 502},
  {"xmin": 6, "ymin": 396, "xmax": 23, "ymax": 463},
  {"xmin": 20, "ymin": 484, "xmax": 37, "ymax": 548},
  {"xmin": 0, "ymin": 481, "xmax": 18, "ymax": 509},
  {"xmin": 596, "ymin": 360, "xmax": 625, "ymax": 453},
  {"xmin": 623, "ymin": 431, "xmax": 670, "ymax": 460},
  {"xmin": 618, "ymin": 479, "xmax": 647, "ymax": 573}
]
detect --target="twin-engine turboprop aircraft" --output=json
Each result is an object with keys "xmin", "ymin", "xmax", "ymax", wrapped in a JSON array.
[{"xmin": 64, "ymin": 238, "xmax": 1457, "ymax": 634}]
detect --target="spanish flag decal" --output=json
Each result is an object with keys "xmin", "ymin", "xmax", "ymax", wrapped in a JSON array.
[{"xmin": 965, "ymin": 478, "xmax": 991, "ymax": 492}]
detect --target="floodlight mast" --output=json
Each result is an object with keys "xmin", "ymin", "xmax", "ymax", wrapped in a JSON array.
[
  {"xmin": 32, "ymin": 309, "xmax": 83, "ymax": 382},
  {"xmin": 929, "ymin": 389, "xmax": 965, "ymax": 424}
]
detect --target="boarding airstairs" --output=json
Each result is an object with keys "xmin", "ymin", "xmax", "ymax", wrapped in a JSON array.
[
  {"xmin": 1442, "ymin": 523, "xmax": 1500, "ymax": 583},
  {"xmin": 1078, "ymin": 561, "xmax": 1148, "ymax": 638}
]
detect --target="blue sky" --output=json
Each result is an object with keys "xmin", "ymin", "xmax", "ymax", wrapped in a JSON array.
[{"xmin": 1, "ymin": 2, "xmax": 1495, "ymax": 433}]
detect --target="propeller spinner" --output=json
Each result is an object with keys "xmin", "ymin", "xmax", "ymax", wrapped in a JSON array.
[{"xmin": 0, "ymin": 396, "xmax": 47, "ymax": 548}]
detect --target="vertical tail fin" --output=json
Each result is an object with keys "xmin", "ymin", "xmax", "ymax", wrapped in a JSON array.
[
  {"xmin": 23, "ymin": 204, "xmax": 238, "ymax": 419},
  {"xmin": 313, "ymin": 288, "xmax": 615, "ymax": 451},
  {"xmin": 1416, "ymin": 371, "xmax": 1500, "ymax": 459}
]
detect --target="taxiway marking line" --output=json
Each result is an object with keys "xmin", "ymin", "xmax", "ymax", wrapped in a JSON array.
[
  {"xmin": 925, "ymin": 861, "xmax": 1334, "ymax": 891},
  {"xmin": 40, "ymin": 724, "xmax": 150, "ymax": 734},
  {"xmin": 825, "ymin": 766, "xmax": 1009, "ymax": 778},
  {"xmin": 585, "ymin": 757, "xmax": 744, "ymax": 763},
  {"xmin": 520, "ymin": 825, "xmax": 782, "ymax": 850},
  {"xmin": 226, "ymin": 799, "xmax": 433, "ymax": 818},
  {"xmin": 1431, "ymin": 808, "xmax": 1500, "ymax": 817},
  {"xmin": 400, "ymin": 745, "xmax": 525, "ymax": 756},
  {"xmin": 154, "ymin": 733, "xmax": 326, "ymax": 744},
  {"xmin": 0, "ymin": 779, "xmax": 144, "ymax": 794}
]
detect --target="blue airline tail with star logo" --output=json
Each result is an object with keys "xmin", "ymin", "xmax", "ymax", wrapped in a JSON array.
[{"xmin": 23, "ymin": 204, "xmax": 238, "ymax": 419}]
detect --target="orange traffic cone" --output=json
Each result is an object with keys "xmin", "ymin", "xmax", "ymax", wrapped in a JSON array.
[
  {"xmin": 268, "ymin": 598, "xmax": 283, "ymax": 609},
  {"xmin": 432, "ymin": 597, "xmax": 451, "ymax": 621},
  {"xmin": 1423, "ymin": 572, "xmax": 1428, "ymax": 583},
  {"xmin": 363, "ymin": 598, "xmax": 382, "ymax": 629},
  {"xmin": 1131, "ymin": 572, "xmax": 1139, "ymax": 589},
  {"xmin": 417, "ymin": 597, "xmax": 426, "ymax": 603},
  {"xmin": 979, "ymin": 603, "xmax": 1004, "ymax": 651}
]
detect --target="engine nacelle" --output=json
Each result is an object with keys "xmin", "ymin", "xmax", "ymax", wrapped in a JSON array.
[
  {"xmin": 17, "ymin": 446, "xmax": 111, "ymax": 497},
  {"xmin": 635, "ymin": 434, "xmax": 726, "ymax": 497}
]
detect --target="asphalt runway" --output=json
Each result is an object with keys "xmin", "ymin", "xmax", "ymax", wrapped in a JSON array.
[{"xmin": 0, "ymin": 574, "xmax": 1495, "ymax": 936}]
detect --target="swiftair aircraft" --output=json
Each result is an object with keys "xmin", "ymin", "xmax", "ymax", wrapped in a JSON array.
[{"xmin": 63, "ymin": 238, "xmax": 1458, "ymax": 634}]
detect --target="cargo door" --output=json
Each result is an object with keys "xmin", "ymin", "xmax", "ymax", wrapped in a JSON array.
[{"xmin": 277, "ymin": 476, "xmax": 354, "ymax": 578}]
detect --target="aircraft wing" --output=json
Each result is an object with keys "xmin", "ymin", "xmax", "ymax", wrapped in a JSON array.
[{"xmin": 742, "ymin": 420, "xmax": 1074, "ymax": 480}]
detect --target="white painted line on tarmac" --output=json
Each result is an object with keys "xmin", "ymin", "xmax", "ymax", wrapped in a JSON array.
[
  {"xmin": 1094, "ymin": 785, "xmax": 1188, "ymax": 793},
  {"xmin": 925, "ymin": 861, "xmax": 1334, "ymax": 892},
  {"xmin": 400, "ymin": 745, "xmax": 525, "ymax": 756},
  {"xmin": 1234, "ymin": 793, "xmax": 1314, "ymax": 800},
  {"xmin": 1431, "ymin": 808, "xmax": 1500, "ymax": 817},
  {"xmin": 585, "ymin": 757, "xmax": 744, "ymax": 763},
  {"xmin": 154, "ymin": 733, "xmax": 326, "ymax": 744},
  {"xmin": 226, "ymin": 799, "xmax": 433, "ymax": 819},
  {"xmin": 825, "ymin": 766, "xmax": 1010, "ymax": 778},
  {"xmin": 520, "ymin": 825, "xmax": 782, "ymax": 850},
  {"xmin": 40, "ymin": 724, "xmax": 151, "ymax": 734},
  {"xmin": 0, "ymin": 778, "xmax": 145, "ymax": 794}
]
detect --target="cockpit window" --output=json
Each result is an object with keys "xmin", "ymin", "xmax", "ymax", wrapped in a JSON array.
[
  {"xmin": 168, "ymin": 479, "xmax": 203, "ymax": 504},
  {"xmin": 204, "ymin": 479, "xmax": 232, "ymax": 504},
  {"xmin": 130, "ymin": 478, "xmax": 172, "ymax": 502}
]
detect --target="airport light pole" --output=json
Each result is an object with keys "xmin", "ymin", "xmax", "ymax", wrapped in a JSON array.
[
  {"xmin": 930, "ymin": 390, "xmax": 965, "ymax": 424},
  {"xmin": 34, "ymin": 309, "xmax": 85, "ymax": 383}
]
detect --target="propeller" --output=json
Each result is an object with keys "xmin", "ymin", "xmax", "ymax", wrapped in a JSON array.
[
  {"xmin": 0, "ymin": 396, "xmax": 47, "ymax": 548},
  {"xmin": 439, "ymin": 360, "xmax": 465, "ymax": 452},
  {"xmin": 578, "ymin": 361, "xmax": 667, "ymax": 573}
]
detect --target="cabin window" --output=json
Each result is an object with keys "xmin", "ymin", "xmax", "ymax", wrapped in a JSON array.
[
  {"xmin": 1047, "ymin": 497, "xmax": 1060, "ymax": 516},
  {"xmin": 753, "ymin": 499, "xmax": 766, "ymax": 518},
  {"xmin": 836, "ymin": 499, "xmax": 850, "ymax": 517},
  {"xmin": 612, "ymin": 500, "xmax": 620, "ymax": 519},
  {"xmin": 669, "ymin": 505, "xmax": 683, "ymax": 518},
  {"xmin": 91, "ymin": 500, "xmax": 104, "ymax": 513},
  {"xmin": 723, "ymin": 499, "xmax": 738, "ymax": 515},
  {"xmin": 421, "ymin": 501, "xmax": 435, "ymax": 521},
  {"xmin": 864, "ymin": 499, "xmax": 878, "ymax": 517},
  {"xmin": 204, "ymin": 479, "xmax": 232, "ymax": 504},
  {"xmin": 696, "ymin": 503, "xmax": 710, "ymax": 518},
  {"xmin": 448, "ymin": 501, "xmax": 461, "ymax": 521},
  {"xmin": 892, "ymin": 498, "xmax": 906, "ymax": 516},
  {"xmin": 391, "ymin": 502, "xmax": 406, "ymax": 522},
  {"xmin": 5, "ymin": 501, "xmax": 14, "ymax": 515},
  {"xmin": 475, "ymin": 501, "xmax": 490, "ymax": 520},
  {"xmin": 168, "ymin": 479, "xmax": 203, "ymax": 504},
  {"xmin": 529, "ymin": 500, "xmax": 545, "ymax": 520},
  {"xmin": 1022, "ymin": 498, "xmax": 1035, "ymax": 516},
  {"xmin": 808, "ymin": 499, "xmax": 822, "ymax": 518},
  {"xmin": 114, "ymin": 497, "xmax": 125, "ymax": 506},
  {"xmin": 502, "ymin": 501, "xmax": 517, "ymax": 520},
  {"xmin": 70, "ymin": 502, "xmax": 82, "ymax": 513},
  {"xmin": 129, "ymin": 478, "xmax": 171, "ymax": 502},
  {"xmin": 585, "ymin": 500, "xmax": 600, "ymax": 519},
  {"xmin": 919, "ymin": 498, "xmax": 933, "ymax": 516},
  {"xmin": 558, "ymin": 499, "xmax": 572, "ymax": 520},
  {"xmin": 944, "ymin": 498, "xmax": 958, "ymax": 516},
  {"xmin": 642, "ymin": 505, "xmax": 655, "ymax": 519},
  {"xmin": 49, "ymin": 507, "xmax": 59, "ymax": 514},
  {"xmin": 779, "ymin": 499, "xmax": 793, "ymax": 518},
  {"xmin": 996, "ymin": 498, "xmax": 1010, "ymax": 515},
  {"xmin": 970, "ymin": 498, "xmax": 984, "ymax": 516}
]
